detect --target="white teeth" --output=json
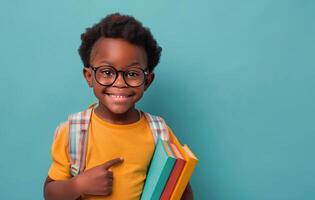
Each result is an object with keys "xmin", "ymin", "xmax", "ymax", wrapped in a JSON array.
[{"xmin": 109, "ymin": 94, "xmax": 129, "ymax": 98}]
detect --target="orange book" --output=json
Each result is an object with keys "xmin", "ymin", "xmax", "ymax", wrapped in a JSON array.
[
  {"xmin": 170, "ymin": 136, "xmax": 198, "ymax": 200},
  {"xmin": 160, "ymin": 143, "xmax": 186, "ymax": 200}
]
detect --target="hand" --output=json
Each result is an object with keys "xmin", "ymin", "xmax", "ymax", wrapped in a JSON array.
[
  {"xmin": 181, "ymin": 182, "xmax": 194, "ymax": 200},
  {"xmin": 74, "ymin": 157, "xmax": 124, "ymax": 196}
]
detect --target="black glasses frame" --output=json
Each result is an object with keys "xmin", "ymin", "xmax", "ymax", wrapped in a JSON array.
[{"xmin": 90, "ymin": 65, "xmax": 149, "ymax": 87}]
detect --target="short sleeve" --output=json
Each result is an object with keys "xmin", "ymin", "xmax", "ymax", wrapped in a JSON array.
[{"xmin": 48, "ymin": 121, "xmax": 72, "ymax": 180}]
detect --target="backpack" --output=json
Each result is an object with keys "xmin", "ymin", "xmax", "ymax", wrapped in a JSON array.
[{"xmin": 63, "ymin": 103, "xmax": 170, "ymax": 176}]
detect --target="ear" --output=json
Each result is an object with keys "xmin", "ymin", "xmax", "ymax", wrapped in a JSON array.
[
  {"xmin": 144, "ymin": 73, "xmax": 155, "ymax": 91},
  {"xmin": 83, "ymin": 67, "xmax": 93, "ymax": 88}
]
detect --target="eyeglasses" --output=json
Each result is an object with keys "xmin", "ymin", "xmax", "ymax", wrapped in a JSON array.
[{"xmin": 90, "ymin": 65, "xmax": 149, "ymax": 87}]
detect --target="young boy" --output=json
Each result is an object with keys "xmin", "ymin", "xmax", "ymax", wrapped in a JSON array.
[{"xmin": 44, "ymin": 13, "xmax": 193, "ymax": 200}]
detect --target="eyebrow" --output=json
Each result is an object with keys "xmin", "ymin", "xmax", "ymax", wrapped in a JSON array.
[
  {"xmin": 98, "ymin": 60, "xmax": 114, "ymax": 66},
  {"xmin": 126, "ymin": 61, "xmax": 142, "ymax": 67},
  {"xmin": 99, "ymin": 60, "xmax": 142, "ymax": 68}
]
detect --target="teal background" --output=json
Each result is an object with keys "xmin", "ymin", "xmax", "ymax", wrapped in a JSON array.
[{"xmin": 0, "ymin": 0, "xmax": 314, "ymax": 199}]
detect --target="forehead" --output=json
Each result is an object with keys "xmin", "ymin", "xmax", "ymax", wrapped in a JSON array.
[{"xmin": 90, "ymin": 38, "xmax": 147, "ymax": 68}]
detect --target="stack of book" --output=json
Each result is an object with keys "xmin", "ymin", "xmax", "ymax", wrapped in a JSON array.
[{"xmin": 140, "ymin": 135, "xmax": 198, "ymax": 200}]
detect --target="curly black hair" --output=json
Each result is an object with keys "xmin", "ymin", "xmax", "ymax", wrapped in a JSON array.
[{"xmin": 78, "ymin": 13, "xmax": 162, "ymax": 72}]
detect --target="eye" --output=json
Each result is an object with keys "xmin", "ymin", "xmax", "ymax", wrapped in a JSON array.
[
  {"xmin": 100, "ymin": 68, "xmax": 115, "ymax": 77},
  {"xmin": 127, "ymin": 71, "xmax": 140, "ymax": 77},
  {"xmin": 126, "ymin": 70, "xmax": 143, "ymax": 79}
]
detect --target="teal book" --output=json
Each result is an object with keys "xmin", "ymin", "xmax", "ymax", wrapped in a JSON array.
[{"xmin": 140, "ymin": 138, "xmax": 176, "ymax": 200}]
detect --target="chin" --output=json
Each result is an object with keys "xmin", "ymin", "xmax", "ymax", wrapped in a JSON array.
[{"xmin": 108, "ymin": 106, "xmax": 133, "ymax": 115}]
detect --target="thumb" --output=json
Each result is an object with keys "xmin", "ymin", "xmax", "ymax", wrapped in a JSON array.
[{"xmin": 103, "ymin": 157, "xmax": 124, "ymax": 170}]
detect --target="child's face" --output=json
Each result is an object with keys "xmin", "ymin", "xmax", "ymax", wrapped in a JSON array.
[{"xmin": 83, "ymin": 38, "xmax": 153, "ymax": 115}]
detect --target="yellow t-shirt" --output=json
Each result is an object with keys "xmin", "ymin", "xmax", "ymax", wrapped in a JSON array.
[{"xmin": 48, "ymin": 110, "xmax": 175, "ymax": 200}]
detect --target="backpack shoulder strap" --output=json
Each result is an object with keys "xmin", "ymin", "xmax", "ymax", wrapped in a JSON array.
[
  {"xmin": 68, "ymin": 103, "xmax": 96, "ymax": 176},
  {"xmin": 143, "ymin": 112, "xmax": 170, "ymax": 144}
]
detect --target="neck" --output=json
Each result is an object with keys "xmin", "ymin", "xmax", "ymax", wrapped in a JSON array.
[{"xmin": 94, "ymin": 104, "xmax": 140, "ymax": 125}]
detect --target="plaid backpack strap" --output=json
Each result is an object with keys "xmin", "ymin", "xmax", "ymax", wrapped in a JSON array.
[
  {"xmin": 68, "ymin": 104, "xmax": 96, "ymax": 176},
  {"xmin": 144, "ymin": 112, "xmax": 170, "ymax": 144}
]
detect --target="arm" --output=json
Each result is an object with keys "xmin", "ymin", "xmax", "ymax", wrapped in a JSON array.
[
  {"xmin": 44, "ymin": 158, "xmax": 123, "ymax": 200},
  {"xmin": 45, "ymin": 124, "xmax": 82, "ymax": 200},
  {"xmin": 44, "ymin": 176, "xmax": 82, "ymax": 200},
  {"xmin": 181, "ymin": 182, "xmax": 194, "ymax": 200}
]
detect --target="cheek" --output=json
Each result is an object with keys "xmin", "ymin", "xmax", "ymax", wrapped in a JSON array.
[
  {"xmin": 92, "ymin": 85, "xmax": 106, "ymax": 96},
  {"xmin": 136, "ymin": 85, "xmax": 145, "ymax": 94},
  {"xmin": 135, "ymin": 88, "xmax": 145, "ymax": 99}
]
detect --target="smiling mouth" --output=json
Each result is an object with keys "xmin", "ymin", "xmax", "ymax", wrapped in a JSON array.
[{"xmin": 106, "ymin": 93, "xmax": 133, "ymax": 98}]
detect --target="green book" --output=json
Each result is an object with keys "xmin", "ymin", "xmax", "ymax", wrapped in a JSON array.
[{"xmin": 140, "ymin": 138, "xmax": 176, "ymax": 200}]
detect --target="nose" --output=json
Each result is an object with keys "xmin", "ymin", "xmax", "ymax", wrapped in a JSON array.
[{"xmin": 112, "ymin": 71, "xmax": 128, "ymax": 87}]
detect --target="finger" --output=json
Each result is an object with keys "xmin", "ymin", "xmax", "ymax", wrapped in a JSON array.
[
  {"xmin": 104, "ymin": 187, "xmax": 113, "ymax": 196},
  {"xmin": 104, "ymin": 178, "xmax": 113, "ymax": 187},
  {"xmin": 103, "ymin": 157, "xmax": 124, "ymax": 170},
  {"xmin": 105, "ymin": 170, "xmax": 113, "ymax": 180}
]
